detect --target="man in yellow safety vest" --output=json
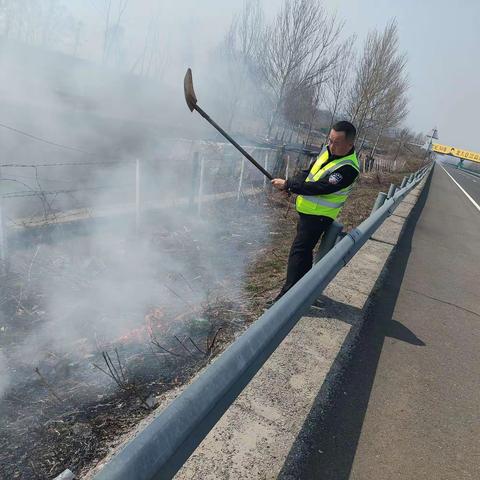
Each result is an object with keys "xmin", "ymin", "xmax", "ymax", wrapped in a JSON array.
[{"xmin": 271, "ymin": 121, "xmax": 359, "ymax": 301}]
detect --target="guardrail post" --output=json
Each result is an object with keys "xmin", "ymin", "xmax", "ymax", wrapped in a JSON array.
[
  {"xmin": 387, "ymin": 183, "xmax": 397, "ymax": 199},
  {"xmin": 372, "ymin": 192, "xmax": 387, "ymax": 213},
  {"xmin": 408, "ymin": 173, "xmax": 414, "ymax": 183},
  {"xmin": 135, "ymin": 159, "xmax": 141, "ymax": 233},
  {"xmin": 315, "ymin": 221, "xmax": 343, "ymax": 264},
  {"xmin": 400, "ymin": 177, "xmax": 408, "ymax": 188}
]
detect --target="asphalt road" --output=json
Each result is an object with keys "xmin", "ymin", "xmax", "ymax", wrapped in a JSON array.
[
  {"xmin": 294, "ymin": 164, "xmax": 480, "ymax": 479},
  {"xmin": 441, "ymin": 162, "xmax": 480, "ymax": 207}
]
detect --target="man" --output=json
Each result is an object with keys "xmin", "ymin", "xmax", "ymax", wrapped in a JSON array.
[{"xmin": 271, "ymin": 120, "xmax": 360, "ymax": 300}]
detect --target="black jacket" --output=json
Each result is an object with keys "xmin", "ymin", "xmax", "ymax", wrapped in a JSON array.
[{"xmin": 286, "ymin": 148, "xmax": 359, "ymax": 196}]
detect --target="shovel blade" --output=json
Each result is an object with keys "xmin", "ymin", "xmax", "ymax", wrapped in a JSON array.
[{"xmin": 184, "ymin": 68, "xmax": 198, "ymax": 112}]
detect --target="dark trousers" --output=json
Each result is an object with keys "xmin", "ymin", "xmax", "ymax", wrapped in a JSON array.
[{"xmin": 277, "ymin": 213, "xmax": 333, "ymax": 298}]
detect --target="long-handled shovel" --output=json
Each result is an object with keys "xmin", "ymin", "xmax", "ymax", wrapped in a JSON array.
[{"xmin": 183, "ymin": 68, "xmax": 273, "ymax": 180}]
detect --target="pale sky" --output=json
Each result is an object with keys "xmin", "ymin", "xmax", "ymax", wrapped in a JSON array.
[
  {"xmin": 322, "ymin": 0, "xmax": 480, "ymax": 152},
  {"xmin": 70, "ymin": 0, "xmax": 480, "ymax": 152}
]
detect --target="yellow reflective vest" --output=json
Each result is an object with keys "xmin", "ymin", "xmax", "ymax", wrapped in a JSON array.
[{"xmin": 296, "ymin": 150, "xmax": 359, "ymax": 219}]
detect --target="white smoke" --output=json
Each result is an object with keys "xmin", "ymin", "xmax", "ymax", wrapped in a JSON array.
[{"xmin": 0, "ymin": 0, "xmax": 275, "ymax": 401}]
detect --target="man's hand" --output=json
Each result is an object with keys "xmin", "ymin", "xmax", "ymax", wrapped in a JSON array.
[{"xmin": 271, "ymin": 178, "xmax": 287, "ymax": 190}]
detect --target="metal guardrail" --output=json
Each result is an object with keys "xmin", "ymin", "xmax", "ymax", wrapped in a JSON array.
[
  {"xmin": 457, "ymin": 165, "xmax": 480, "ymax": 179},
  {"xmin": 94, "ymin": 163, "xmax": 433, "ymax": 480}
]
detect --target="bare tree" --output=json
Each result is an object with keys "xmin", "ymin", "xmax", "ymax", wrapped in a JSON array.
[
  {"xmin": 370, "ymin": 81, "xmax": 409, "ymax": 157},
  {"xmin": 90, "ymin": 0, "xmax": 129, "ymax": 65},
  {"xmin": 284, "ymin": 76, "xmax": 327, "ymax": 146},
  {"xmin": 131, "ymin": 7, "xmax": 168, "ymax": 79},
  {"xmin": 0, "ymin": 0, "xmax": 75, "ymax": 51},
  {"xmin": 392, "ymin": 127, "xmax": 411, "ymax": 167},
  {"xmin": 325, "ymin": 35, "xmax": 356, "ymax": 131},
  {"xmin": 216, "ymin": 0, "xmax": 264, "ymax": 130},
  {"xmin": 346, "ymin": 20, "xmax": 408, "ymax": 151},
  {"xmin": 257, "ymin": 0, "xmax": 343, "ymax": 136},
  {"xmin": 0, "ymin": 1, "xmax": 31, "ymax": 40}
]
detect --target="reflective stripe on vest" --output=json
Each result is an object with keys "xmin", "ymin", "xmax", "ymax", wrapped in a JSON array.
[
  {"xmin": 306, "ymin": 157, "xmax": 359, "ymax": 181},
  {"xmin": 296, "ymin": 150, "xmax": 359, "ymax": 219}
]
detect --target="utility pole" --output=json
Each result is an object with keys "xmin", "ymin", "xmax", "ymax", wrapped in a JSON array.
[{"xmin": 424, "ymin": 127, "xmax": 439, "ymax": 163}]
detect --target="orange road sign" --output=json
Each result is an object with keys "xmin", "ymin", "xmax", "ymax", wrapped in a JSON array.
[{"xmin": 432, "ymin": 143, "xmax": 480, "ymax": 163}]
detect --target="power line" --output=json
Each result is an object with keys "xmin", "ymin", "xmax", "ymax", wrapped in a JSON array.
[
  {"xmin": 2, "ymin": 173, "xmax": 84, "ymax": 184},
  {"xmin": 0, "ymin": 121, "xmax": 100, "ymax": 156},
  {"xmin": 1, "ymin": 184, "xmax": 131, "ymax": 199},
  {"xmin": 0, "ymin": 160, "xmax": 133, "ymax": 168}
]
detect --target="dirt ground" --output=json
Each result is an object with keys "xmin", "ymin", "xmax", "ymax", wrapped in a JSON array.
[{"xmin": 0, "ymin": 167, "xmax": 417, "ymax": 479}]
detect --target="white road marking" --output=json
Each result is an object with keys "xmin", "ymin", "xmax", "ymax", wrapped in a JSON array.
[{"xmin": 438, "ymin": 163, "xmax": 480, "ymax": 212}]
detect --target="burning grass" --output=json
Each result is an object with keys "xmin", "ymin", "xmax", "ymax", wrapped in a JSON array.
[{"xmin": 0, "ymin": 295, "xmax": 238, "ymax": 479}]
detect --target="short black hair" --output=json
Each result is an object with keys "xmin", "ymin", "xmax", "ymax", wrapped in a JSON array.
[{"xmin": 332, "ymin": 121, "xmax": 356, "ymax": 142}]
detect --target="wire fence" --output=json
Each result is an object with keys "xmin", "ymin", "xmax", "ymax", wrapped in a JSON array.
[
  {"xmin": 0, "ymin": 140, "xmax": 289, "ymax": 267},
  {"xmin": 0, "ymin": 132, "xmax": 412, "ymax": 271}
]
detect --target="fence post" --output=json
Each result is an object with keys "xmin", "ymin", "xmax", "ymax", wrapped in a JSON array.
[
  {"xmin": 263, "ymin": 151, "xmax": 269, "ymax": 189},
  {"xmin": 387, "ymin": 183, "xmax": 397, "ymax": 199},
  {"xmin": 372, "ymin": 192, "xmax": 387, "ymax": 213},
  {"xmin": 315, "ymin": 221, "xmax": 343, "ymax": 263},
  {"xmin": 285, "ymin": 154, "xmax": 290, "ymax": 180},
  {"xmin": 400, "ymin": 177, "xmax": 408, "ymax": 188},
  {"xmin": 135, "ymin": 159, "xmax": 141, "ymax": 233},
  {"xmin": 198, "ymin": 154, "xmax": 205, "ymax": 215},
  {"xmin": 408, "ymin": 173, "xmax": 414, "ymax": 183},
  {"xmin": 237, "ymin": 157, "xmax": 245, "ymax": 201},
  {"xmin": 190, "ymin": 151, "xmax": 199, "ymax": 207},
  {"xmin": 0, "ymin": 167, "xmax": 7, "ymax": 272},
  {"xmin": 0, "ymin": 198, "xmax": 6, "ymax": 271}
]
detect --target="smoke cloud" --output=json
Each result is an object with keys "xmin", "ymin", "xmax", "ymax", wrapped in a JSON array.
[{"xmin": 0, "ymin": 1, "xmax": 274, "ymax": 399}]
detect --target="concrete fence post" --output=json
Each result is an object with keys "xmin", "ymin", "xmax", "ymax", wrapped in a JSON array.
[
  {"xmin": 263, "ymin": 151, "xmax": 269, "ymax": 189},
  {"xmin": 0, "ymin": 198, "xmax": 6, "ymax": 271},
  {"xmin": 237, "ymin": 157, "xmax": 245, "ymax": 201},
  {"xmin": 198, "ymin": 154, "xmax": 205, "ymax": 215},
  {"xmin": 372, "ymin": 192, "xmax": 388, "ymax": 213},
  {"xmin": 189, "ymin": 152, "xmax": 199, "ymax": 207},
  {"xmin": 315, "ymin": 221, "xmax": 343, "ymax": 264},
  {"xmin": 0, "ymin": 167, "xmax": 7, "ymax": 272},
  {"xmin": 135, "ymin": 159, "xmax": 141, "ymax": 233}
]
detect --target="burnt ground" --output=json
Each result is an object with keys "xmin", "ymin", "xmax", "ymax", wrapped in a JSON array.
[{"xmin": 0, "ymin": 169, "xmax": 413, "ymax": 479}]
